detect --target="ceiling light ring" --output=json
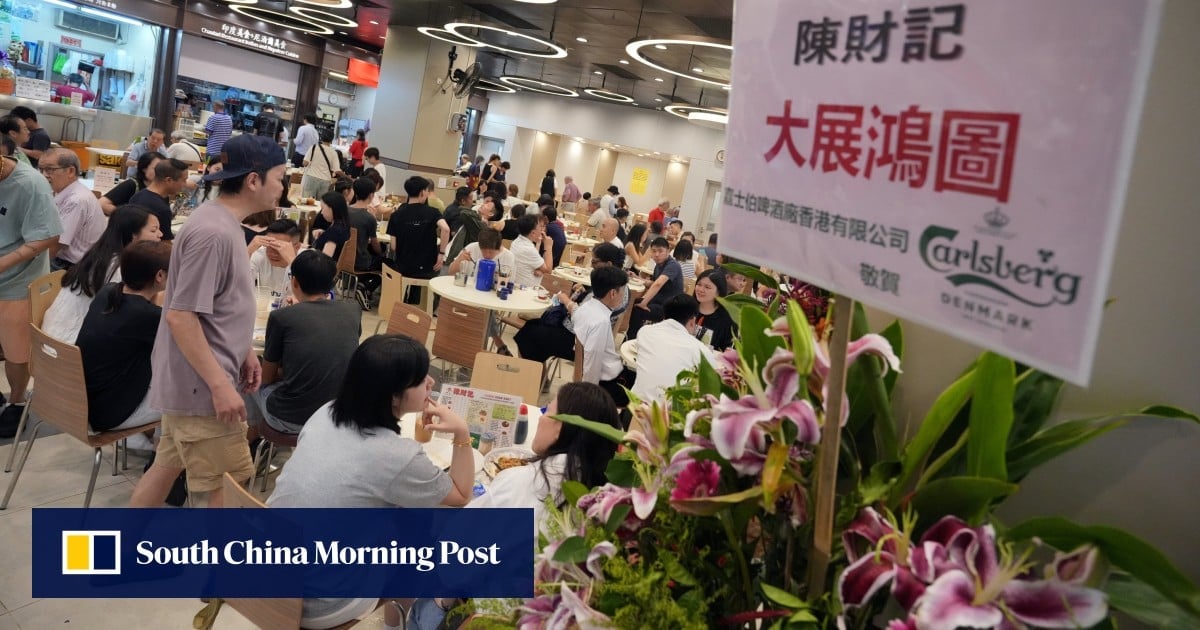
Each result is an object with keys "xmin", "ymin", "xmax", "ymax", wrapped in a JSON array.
[
  {"xmin": 582, "ymin": 88, "xmax": 634, "ymax": 103},
  {"xmin": 444, "ymin": 22, "xmax": 568, "ymax": 59},
  {"xmin": 229, "ymin": 5, "xmax": 334, "ymax": 35},
  {"xmin": 213, "ymin": 0, "xmax": 258, "ymax": 5},
  {"xmin": 292, "ymin": 0, "xmax": 351, "ymax": 8},
  {"xmin": 475, "ymin": 79, "xmax": 518, "ymax": 93},
  {"xmin": 287, "ymin": 6, "xmax": 357, "ymax": 27},
  {"xmin": 626, "ymin": 35, "xmax": 731, "ymax": 88},
  {"xmin": 417, "ymin": 27, "xmax": 486, "ymax": 47},
  {"xmin": 497, "ymin": 76, "xmax": 578, "ymax": 97}
]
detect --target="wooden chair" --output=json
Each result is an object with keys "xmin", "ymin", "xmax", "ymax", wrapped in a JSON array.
[
  {"xmin": 501, "ymin": 238, "xmax": 513, "ymax": 251},
  {"xmin": 470, "ymin": 352, "xmax": 543, "ymax": 404},
  {"xmin": 334, "ymin": 227, "xmax": 381, "ymax": 302},
  {"xmin": 542, "ymin": 338, "xmax": 585, "ymax": 391},
  {"xmin": 431, "ymin": 299, "xmax": 489, "ymax": 375},
  {"xmin": 1, "ymin": 326, "xmax": 161, "ymax": 509},
  {"xmin": 403, "ymin": 277, "xmax": 435, "ymax": 316},
  {"xmin": 614, "ymin": 290, "xmax": 643, "ymax": 343},
  {"xmin": 29, "ymin": 269, "xmax": 65, "ymax": 328},
  {"xmin": 384, "ymin": 303, "xmax": 435, "ymax": 343},
  {"xmin": 685, "ymin": 277, "xmax": 696, "ymax": 296},
  {"xmin": 377, "ymin": 264, "xmax": 405, "ymax": 325},
  {"xmin": 249, "ymin": 421, "xmax": 298, "ymax": 492},
  {"xmin": 565, "ymin": 244, "xmax": 592, "ymax": 268},
  {"xmin": 540, "ymin": 273, "xmax": 572, "ymax": 296}
]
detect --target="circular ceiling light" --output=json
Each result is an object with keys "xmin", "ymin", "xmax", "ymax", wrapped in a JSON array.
[
  {"xmin": 230, "ymin": 5, "xmax": 334, "ymax": 34},
  {"xmin": 583, "ymin": 88, "xmax": 634, "ymax": 103},
  {"xmin": 497, "ymin": 76, "xmax": 578, "ymax": 96},
  {"xmin": 513, "ymin": 0, "xmax": 557, "ymax": 3},
  {"xmin": 417, "ymin": 26, "xmax": 484, "ymax": 47},
  {"xmin": 288, "ymin": 6, "xmax": 357, "ymax": 27},
  {"xmin": 445, "ymin": 22, "xmax": 567, "ymax": 58},
  {"xmin": 475, "ymin": 78, "xmax": 517, "ymax": 93},
  {"xmin": 626, "ymin": 36, "xmax": 731, "ymax": 88},
  {"xmin": 664, "ymin": 104, "xmax": 729, "ymax": 128},
  {"xmin": 293, "ymin": 0, "xmax": 351, "ymax": 8},
  {"xmin": 214, "ymin": 0, "xmax": 257, "ymax": 5}
]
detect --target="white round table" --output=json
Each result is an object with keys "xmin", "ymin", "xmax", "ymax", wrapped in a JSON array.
[
  {"xmin": 428, "ymin": 275, "xmax": 551, "ymax": 315},
  {"xmin": 620, "ymin": 340, "xmax": 639, "ymax": 369},
  {"xmin": 554, "ymin": 266, "xmax": 645, "ymax": 292},
  {"xmin": 565, "ymin": 235, "xmax": 598, "ymax": 247},
  {"xmin": 399, "ymin": 410, "xmax": 544, "ymax": 485}
]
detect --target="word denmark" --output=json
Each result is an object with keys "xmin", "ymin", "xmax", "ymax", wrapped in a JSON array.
[{"xmin": 136, "ymin": 539, "xmax": 500, "ymax": 572}]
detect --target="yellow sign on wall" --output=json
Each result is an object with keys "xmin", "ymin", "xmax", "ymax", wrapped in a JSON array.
[{"xmin": 630, "ymin": 168, "xmax": 650, "ymax": 194}]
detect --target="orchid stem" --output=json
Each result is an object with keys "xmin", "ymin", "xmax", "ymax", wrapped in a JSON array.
[
  {"xmin": 718, "ymin": 509, "xmax": 753, "ymax": 609},
  {"xmin": 915, "ymin": 430, "xmax": 969, "ymax": 490}
]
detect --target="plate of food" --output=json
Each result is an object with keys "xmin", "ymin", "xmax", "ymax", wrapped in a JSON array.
[
  {"xmin": 421, "ymin": 439, "xmax": 485, "ymax": 474},
  {"xmin": 483, "ymin": 446, "xmax": 537, "ymax": 479}
]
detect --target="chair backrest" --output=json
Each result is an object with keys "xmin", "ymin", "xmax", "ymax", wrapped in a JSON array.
[
  {"xmin": 336, "ymin": 227, "xmax": 359, "ymax": 274},
  {"xmin": 386, "ymin": 303, "xmax": 434, "ymax": 344},
  {"xmin": 539, "ymin": 273, "xmax": 572, "ymax": 296},
  {"xmin": 501, "ymin": 238, "xmax": 513, "ymax": 251},
  {"xmin": 565, "ymin": 244, "xmax": 592, "ymax": 268},
  {"xmin": 573, "ymin": 339, "xmax": 584, "ymax": 382},
  {"xmin": 29, "ymin": 270, "xmax": 66, "ymax": 328},
  {"xmin": 470, "ymin": 352, "xmax": 543, "ymax": 404},
  {"xmin": 296, "ymin": 214, "xmax": 312, "ymax": 246},
  {"xmin": 220, "ymin": 474, "xmax": 304, "ymax": 628},
  {"xmin": 27, "ymin": 325, "xmax": 91, "ymax": 443},
  {"xmin": 684, "ymin": 277, "xmax": 696, "ymax": 295},
  {"xmin": 378, "ymin": 265, "xmax": 404, "ymax": 322},
  {"xmin": 614, "ymin": 290, "xmax": 643, "ymax": 339},
  {"xmin": 431, "ymin": 298, "xmax": 489, "ymax": 369}
]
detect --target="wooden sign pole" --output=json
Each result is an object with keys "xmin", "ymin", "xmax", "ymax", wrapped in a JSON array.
[{"xmin": 805, "ymin": 295, "xmax": 854, "ymax": 596}]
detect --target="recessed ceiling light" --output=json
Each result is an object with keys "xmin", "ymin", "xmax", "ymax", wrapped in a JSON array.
[
  {"xmin": 583, "ymin": 88, "xmax": 633, "ymax": 102},
  {"xmin": 289, "ymin": 6, "xmax": 357, "ymax": 27},
  {"xmin": 618, "ymin": 59, "xmax": 629, "ymax": 65},
  {"xmin": 654, "ymin": 77, "xmax": 663, "ymax": 82},
  {"xmin": 654, "ymin": 44, "xmax": 667, "ymax": 50},
  {"xmin": 369, "ymin": 20, "xmax": 378, "ymax": 25},
  {"xmin": 294, "ymin": 0, "xmax": 351, "ymax": 8},
  {"xmin": 576, "ymin": 37, "xmax": 588, "ymax": 43},
  {"xmin": 654, "ymin": 98, "xmax": 662, "ymax": 102},
  {"xmin": 497, "ymin": 76, "xmax": 579, "ymax": 96},
  {"xmin": 627, "ymin": 36, "xmax": 732, "ymax": 88},
  {"xmin": 631, "ymin": 102, "xmax": 638, "ymax": 106},
  {"xmin": 445, "ymin": 22, "xmax": 568, "ymax": 58},
  {"xmin": 653, "ymin": 151, "xmax": 660, "ymax": 155},
  {"xmin": 338, "ymin": 31, "xmax": 347, "ymax": 35},
  {"xmin": 693, "ymin": 67, "xmax": 703, "ymax": 73},
  {"xmin": 593, "ymin": 70, "xmax": 603, "ymax": 75},
  {"xmin": 664, "ymin": 104, "xmax": 729, "ymax": 127},
  {"xmin": 230, "ymin": 6, "xmax": 334, "ymax": 34}
]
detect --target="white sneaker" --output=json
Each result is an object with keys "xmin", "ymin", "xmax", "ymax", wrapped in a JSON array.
[{"xmin": 125, "ymin": 433, "xmax": 156, "ymax": 453}]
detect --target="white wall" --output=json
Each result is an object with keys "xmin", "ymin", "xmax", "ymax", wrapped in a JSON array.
[
  {"xmin": 369, "ymin": 26, "xmax": 429, "ymax": 170},
  {"xmin": 554, "ymin": 138, "xmax": 602, "ymax": 195},
  {"xmin": 611, "ymin": 153, "xmax": 668, "ymax": 211},
  {"xmin": 179, "ymin": 35, "xmax": 300, "ymax": 101},
  {"xmin": 865, "ymin": 0, "xmax": 1200, "ymax": 584}
]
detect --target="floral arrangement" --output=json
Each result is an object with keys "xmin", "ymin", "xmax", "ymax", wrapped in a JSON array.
[{"xmin": 471, "ymin": 265, "xmax": 1199, "ymax": 629}]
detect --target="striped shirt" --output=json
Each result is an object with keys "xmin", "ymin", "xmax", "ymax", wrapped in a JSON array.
[{"xmin": 204, "ymin": 112, "xmax": 234, "ymax": 158}]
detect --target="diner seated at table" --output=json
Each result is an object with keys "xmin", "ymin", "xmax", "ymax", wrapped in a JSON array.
[
  {"xmin": 77, "ymin": 240, "xmax": 172, "ymax": 433},
  {"xmin": 443, "ymin": 185, "xmax": 473, "ymax": 235},
  {"xmin": 100, "ymin": 152, "xmax": 161, "ymax": 216},
  {"xmin": 309, "ymin": 176, "xmax": 353, "ymax": 242},
  {"xmin": 492, "ymin": 203, "xmax": 525, "ymax": 241},
  {"xmin": 449, "ymin": 228, "xmax": 517, "ymax": 353},
  {"xmin": 514, "ymin": 243, "xmax": 628, "ymax": 363},
  {"xmin": 509, "ymin": 213, "xmax": 553, "ymax": 288},
  {"xmin": 246, "ymin": 250, "xmax": 361, "ymax": 435},
  {"xmin": 241, "ymin": 209, "xmax": 275, "ymax": 247},
  {"xmin": 572, "ymin": 265, "xmax": 636, "ymax": 406},
  {"xmin": 249, "ymin": 219, "xmax": 305, "ymax": 300},
  {"xmin": 541, "ymin": 206, "xmax": 567, "ymax": 267},
  {"xmin": 715, "ymin": 261, "xmax": 749, "ymax": 295},
  {"xmin": 445, "ymin": 187, "xmax": 486, "ymax": 262},
  {"xmin": 694, "ymin": 269, "xmax": 737, "ymax": 350},
  {"xmin": 623, "ymin": 223, "xmax": 651, "ymax": 271},
  {"xmin": 699, "ymin": 232, "xmax": 719, "ymax": 267},
  {"xmin": 586, "ymin": 197, "xmax": 606, "ymax": 228},
  {"xmin": 313, "ymin": 191, "xmax": 352, "ymax": 261},
  {"xmin": 600, "ymin": 217, "xmax": 622, "ymax": 250},
  {"xmin": 267, "ymin": 334, "xmax": 474, "ymax": 630},
  {"xmin": 348, "ymin": 177, "xmax": 385, "ymax": 307},
  {"xmin": 647, "ymin": 219, "xmax": 665, "ymax": 244},
  {"xmin": 43, "ymin": 205, "xmax": 163, "ymax": 344},
  {"xmin": 631, "ymin": 294, "xmax": 717, "ymax": 403},
  {"xmin": 647, "ymin": 198, "xmax": 669, "ymax": 226},
  {"xmin": 615, "ymin": 208, "xmax": 631, "ymax": 242},
  {"xmin": 129, "ymin": 158, "xmax": 189, "ymax": 241},
  {"xmin": 423, "ymin": 178, "xmax": 445, "ymax": 213},
  {"xmin": 626, "ymin": 237, "xmax": 685, "ymax": 340},
  {"xmin": 674, "ymin": 238, "xmax": 698, "ymax": 282}
]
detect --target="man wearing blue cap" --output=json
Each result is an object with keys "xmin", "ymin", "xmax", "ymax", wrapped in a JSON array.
[{"xmin": 131, "ymin": 134, "xmax": 288, "ymax": 508}]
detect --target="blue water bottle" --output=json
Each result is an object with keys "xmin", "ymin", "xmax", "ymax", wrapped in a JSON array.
[{"xmin": 475, "ymin": 258, "xmax": 497, "ymax": 291}]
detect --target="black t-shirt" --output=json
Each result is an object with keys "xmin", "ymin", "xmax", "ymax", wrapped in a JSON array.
[
  {"xmin": 540, "ymin": 176, "xmax": 555, "ymax": 197},
  {"xmin": 310, "ymin": 212, "xmax": 331, "ymax": 242},
  {"xmin": 347, "ymin": 207, "xmax": 378, "ymax": 270},
  {"xmin": 103, "ymin": 178, "xmax": 140, "ymax": 208},
  {"xmin": 545, "ymin": 221, "xmax": 567, "ymax": 267},
  {"xmin": 651, "ymin": 258, "xmax": 684, "ymax": 306},
  {"xmin": 387, "ymin": 202, "xmax": 442, "ymax": 278},
  {"xmin": 263, "ymin": 300, "xmax": 361, "ymax": 424},
  {"xmin": 443, "ymin": 202, "xmax": 463, "ymax": 235},
  {"xmin": 77, "ymin": 285, "xmax": 161, "ymax": 431},
  {"xmin": 129, "ymin": 188, "xmax": 174, "ymax": 240},
  {"xmin": 314, "ymin": 222, "xmax": 350, "ymax": 262},
  {"xmin": 24, "ymin": 127, "xmax": 52, "ymax": 168},
  {"xmin": 697, "ymin": 304, "xmax": 736, "ymax": 351},
  {"xmin": 500, "ymin": 219, "xmax": 520, "ymax": 241}
]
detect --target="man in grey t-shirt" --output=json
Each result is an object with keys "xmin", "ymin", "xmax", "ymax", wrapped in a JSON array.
[{"xmin": 130, "ymin": 135, "xmax": 288, "ymax": 508}]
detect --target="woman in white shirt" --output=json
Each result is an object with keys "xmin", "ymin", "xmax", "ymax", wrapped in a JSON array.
[
  {"xmin": 43, "ymin": 205, "xmax": 162, "ymax": 343},
  {"xmin": 468, "ymin": 382, "xmax": 622, "ymax": 525}
]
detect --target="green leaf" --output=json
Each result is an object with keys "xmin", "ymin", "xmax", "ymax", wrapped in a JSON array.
[
  {"xmin": 1008, "ymin": 368, "xmax": 1064, "ymax": 447},
  {"xmin": 738, "ymin": 304, "xmax": 784, "ymax": 372},
  {"xmin": 843, "ymin": 303, "xmax": 900, "ymax": 461},
  {"xmin": 1006, "ymin": 518, "xmax": 1200, "ymax": 619},
  {"xmin": 604, "ymin": 504, "xmax": 632, "ymax": 535},
  {"xmin": 909, "ymin": 475, "xmax": 1017, "ymax": 525},
  {"xmin": 671, "ymin": 485, "xmax": 765, "ymax": 516},
  {"xmin": 552, "ymin": 536, "xmax": 590, "ymax": 564},
  {"xmin": 1106, "ymin": 571, "xmax": 1199, "ymax": 627},
  {"xmin": 553, "ymin": 413, "xmax": 627, "ymax": 444},
  {"xmin": 659, "ymin": 550, "xmax": 698, "ymax": 586},
  {"xmin": 604, "ymin": 458, "xmax": 639, "ymax": 487},
  {"xmin": 561, "ymin": 480, "xmax": 588, "ymax": 508},
  {"xmin": 718, "ymin": 293, "xmax": 771, "ymax": 330},
  {"xmin": 1006, "ymin": 405, "xmax": 1199, "ymax": 482},
  {"xmin": 697, "ymin": 354, "xmax": 722, "ymax": 397},
  {"xmin": 890, "ymin": 368, "xmax": 975, "ymax": 507},
  {"xmin": 966, "ymin": 352, "xmax": 1015, "ymax": 481},
  {"xmin": 761, "ymin": 582, "xmax": 805, "ymax": 609},
  {"xmin": 721, "ymin": 262, "xmax": 779, "ymax": 291},
  {"xmin": 859, "ymin": 460, "xmax": 900, "ymax": 505}
]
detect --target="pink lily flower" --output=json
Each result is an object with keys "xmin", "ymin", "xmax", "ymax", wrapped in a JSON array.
[
  {"xmin": 558, "ymin": 583, "xmax": 612, "ymax": 629},
  {"xmin": 577, "ymin": 484, "xmax": 644, "ymax": 535},
  {"xmin": 838, "ymin": 508, "xmax": 926, "ymax": 611},
  {"xmin": 708, "ymin": 348, "xmax": 820, "ymax": 462},
  {"xmin": 811, "ymin": 333, "xmax": 901, "ymax": 425}
]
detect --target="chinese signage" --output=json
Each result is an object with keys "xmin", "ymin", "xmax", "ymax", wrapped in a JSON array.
[
  {"xmin": 14, "ymin": 77, "xmax": 50, "ymax": 101},
  {"xmin": 200, "ymin": 24, "xmax": 299, "ymax": 61},
  {"xmin": 721, "ymin": 0, "xmax": 1160, "ymax": 385},
  {"xmin": 630, "ymin": 168, "xmax": 650, "ymax": 195}
]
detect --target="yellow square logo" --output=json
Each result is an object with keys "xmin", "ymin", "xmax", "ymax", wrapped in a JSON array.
[{"xmin": 61, "ymin": 531, "xmax": 121, "ymax": 575}]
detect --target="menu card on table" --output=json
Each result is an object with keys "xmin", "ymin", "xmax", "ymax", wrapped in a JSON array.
[
  {"xmin": 92, "ymin": 167, "xmax": 118, "ymax": 194},
  {"xmin": 437, "ymin": 385, "xmax": 522, "ymax": 448}
]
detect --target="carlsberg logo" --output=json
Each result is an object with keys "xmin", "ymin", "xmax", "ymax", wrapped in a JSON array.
[{"xmin": 919, "ymin": 226, "xmax": 1081, "ymax": 307}]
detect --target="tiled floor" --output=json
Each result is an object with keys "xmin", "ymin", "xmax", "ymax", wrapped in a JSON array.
[{"xmin": 0, "ymin": 306, "xmax": 564, "ymax": 628}]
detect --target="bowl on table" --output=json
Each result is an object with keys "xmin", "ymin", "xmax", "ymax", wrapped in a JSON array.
[{"xmin": 483, "ymin": 446, "xmax": 537, "ymax": 479}]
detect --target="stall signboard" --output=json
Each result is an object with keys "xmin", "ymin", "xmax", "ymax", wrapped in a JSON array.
[
  {"xmin": 14, "ymin": 78, "xmax": 51, "ymax": 101},
  {"xmin": 719, "ymin": 0, "xmax": 1160, "ymax": 385},
  {"xmin": 184, "ymin": 11, "xmax": 324, "ymax": 66}
]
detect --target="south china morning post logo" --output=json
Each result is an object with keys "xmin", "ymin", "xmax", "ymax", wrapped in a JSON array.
[{"xmin": 61, "ymin": 531, "xmax": 121, "ymax": 575}]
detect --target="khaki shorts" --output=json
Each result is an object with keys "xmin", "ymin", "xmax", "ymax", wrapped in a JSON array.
[
  {"xmin": 0, "ymin": 299, "xmax": 31, "ymax": 363},
  {"xmin": 156, "ymin": 414, "xmax": 255, "ymax": 493}
]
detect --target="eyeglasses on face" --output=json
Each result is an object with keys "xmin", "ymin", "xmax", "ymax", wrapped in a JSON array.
[{"xmin": 39, "ymin": 166, "xmax": 69, "ymax": 174}]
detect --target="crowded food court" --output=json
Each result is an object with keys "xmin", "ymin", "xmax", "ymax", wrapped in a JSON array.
[{"xmin": 0, "ymin": 0, "xmax": 1198, "ymax": 628}]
